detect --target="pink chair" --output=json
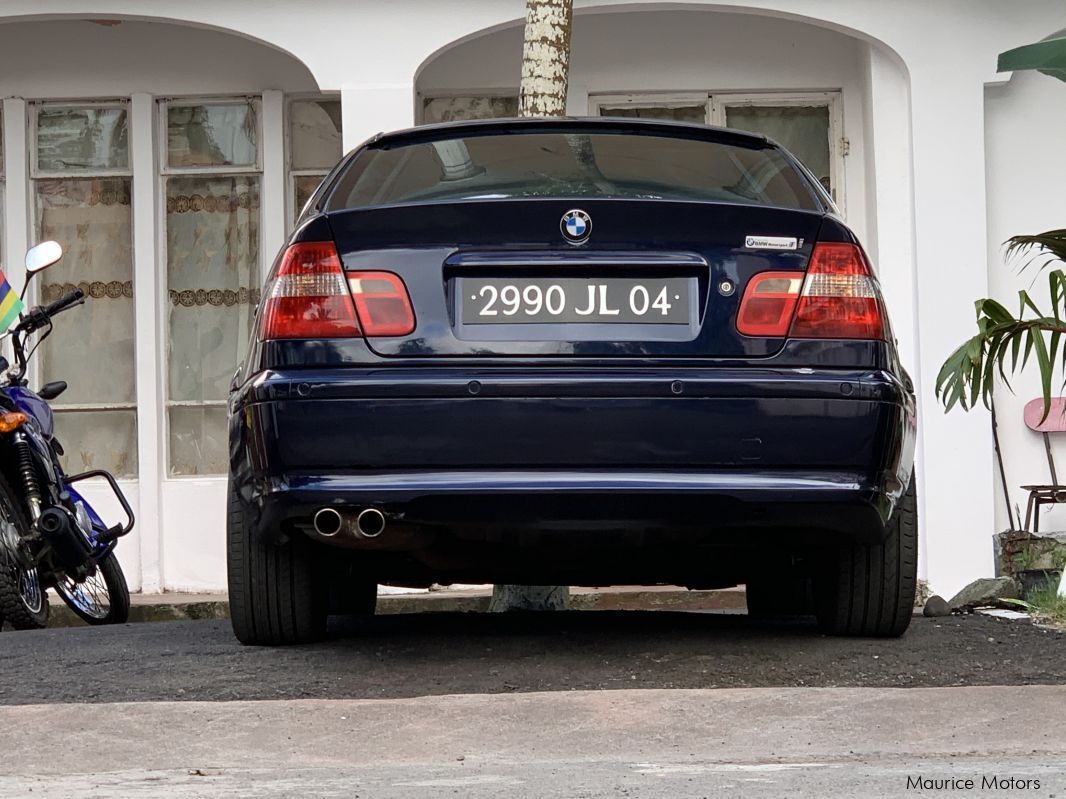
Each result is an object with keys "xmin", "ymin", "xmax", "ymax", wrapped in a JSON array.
[{"xmin": 1022, "ymin": 397, "xmax": 1066, "ymax": 531}]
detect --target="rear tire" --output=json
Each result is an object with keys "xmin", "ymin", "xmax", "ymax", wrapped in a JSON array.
[
  {"xmin": 0, "ymin": 474, "xmax": 49, "ymax": 630},
  {"xmin": 815, "ymin": 481, "xmax": 918, "ymax": 637},
  {"xmin": 227, "ymin": 479, "xmax": 327, "ymax": 645}
]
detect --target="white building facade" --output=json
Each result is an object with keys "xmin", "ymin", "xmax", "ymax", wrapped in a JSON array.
[{"xmin": 0, "ymin": 0, "xmax": 1061, "ymax": 597}]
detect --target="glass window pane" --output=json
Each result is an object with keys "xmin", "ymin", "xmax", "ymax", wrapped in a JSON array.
[
  {"xmin": 294, "ymin": 174, "xmax": 325, "ymax": 221},
  {"xmin": 422, "ymin": 96, "xmax": 519, "ymax": 124},
  {"xmin": 724, "ymin": 104, "xmax": 832, "ymax": 193},
  {"xmin": 53, "ymin": 410, "xmax": 137, "ymax": 477},
  {"xmin": 598, "ymin": 104, "xmax": 707, "ymax": 124},
  {"xmin": 169, "ymin": 406, "xmax": 227, "ymax": 476},
  {"xmin": 37, "ymin": 107, "xmax": 128, "ymax": 172},
  {"xmin": 166, "ymin": 173, "xmax": 259, "ymax": 471},
  {"xmin": 36, "ymin": 178, "xmax": 134, "ymax": 407},
  {"xmin": 330, "ymin": 132, "xmax": 816, "ymax": 211},
  {"xmin": 167, "ymin": 103, "xmax": 258, "ymax": 169},
  {"xmin": 291, "ymin": 100, "xmax": 342, "ymax": 170}
]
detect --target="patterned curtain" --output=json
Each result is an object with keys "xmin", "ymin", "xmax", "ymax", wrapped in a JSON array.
[
  {"xmin": 166, "ymin": 175, "xmax": 259, "ymax": 475},
  {"xmin": 36, "ymin": 176, "xmax": 136, "ymax": 476}
]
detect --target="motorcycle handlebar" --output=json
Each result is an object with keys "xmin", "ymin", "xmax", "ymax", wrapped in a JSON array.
[{"xmin": 40, "ymin": 287, "xmax": 85, "ymax": 318}]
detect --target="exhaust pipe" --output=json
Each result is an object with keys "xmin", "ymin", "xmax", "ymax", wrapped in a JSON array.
[
  {"xmin": 356, "ymin": 508, "xmax": 386, "ymax": 538},
  {"xmin": 313, "ymin": 507, "xmax": 343, "ymax": 537}
]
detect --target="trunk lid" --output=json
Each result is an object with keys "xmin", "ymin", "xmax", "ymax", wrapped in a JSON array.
[{"xmin": 327, "ymin": 198, "xmax": 824, "ymax": 359}]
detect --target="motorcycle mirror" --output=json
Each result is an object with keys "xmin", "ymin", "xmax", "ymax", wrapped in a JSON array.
[{"xmin": 25, "ymin": 241, "xmax": 63, "ymax": 275}]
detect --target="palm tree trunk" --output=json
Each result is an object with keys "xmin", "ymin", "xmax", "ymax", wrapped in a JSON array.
[
  {"xmin": 490, "ymin": 0, "xmax": 574, "ymax": 613},
  {"xmin": 518, "ymin": 0, "xmax": 573, "ymax": 118}
]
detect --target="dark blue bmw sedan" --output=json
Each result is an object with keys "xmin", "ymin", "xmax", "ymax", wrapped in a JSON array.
[{"xmin": 227, "ymin": 117, "xmax": 917, "ymax": 645}]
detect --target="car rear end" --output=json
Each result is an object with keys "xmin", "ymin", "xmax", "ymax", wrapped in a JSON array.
[{"xmin": 227, "ymin": 119, "xmax": 917, "ymax": 644}]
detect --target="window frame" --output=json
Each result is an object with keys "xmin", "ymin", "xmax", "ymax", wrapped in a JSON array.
[
  {"xmin": 285, "ymin": 93, "xmax": 342, "ymax": 228},
  {"xmin": 710, "ymin": 91, "xmax": 844, "ymax": 212},
  {"xmin": 30, "ymin": 99, "xmax": 132, "ymax": 180},
  {"xmin": 588, "ymin": 92, "xmax": 711, "ymax": 121},
  {"xmin": 157, "ymin": 95, "xmax": 264, "ymax": 477},
  {"xmin": 588, "ymin": 90, "xmax": 846, "ymax": 215},
  {"xmin": 158, "ymin": 96, "xmax": 263, "ymax": 177},
  {"xmin": 29, "ymin": 99, "xmax": 137, "ymax": 460},
  {"xmin": 417, "ymin": 90, "xmax": 521, "ymax": 125}
]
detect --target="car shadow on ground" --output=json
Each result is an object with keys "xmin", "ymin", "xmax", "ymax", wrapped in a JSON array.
[{"xmin": 0, "ymin": 610, "xmax": 1063, "ymax": 705}]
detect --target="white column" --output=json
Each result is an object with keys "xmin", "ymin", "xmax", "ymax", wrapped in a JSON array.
[
  {"xmin": 906, "ymin": 60, "xmax": 995, "ymax": 598},
  {"xmin": 566, "ymin": 82, "xmax": 590, "ymax": 117},
  {"xmin": 130, "ymin": 92, "xmax": 163, "ymax": 593},
  {"xmin": 260, "ymin": 90, "xmax": 286, "ymax": 279},
  {"xmin": 340, "ymin": 83, "xmax": 415, "ymax": 151},
  {"xmin": 3, "ymin": 98, "xmax": 28, "ymax": 290},
  {"xmin": 864, "ymin": 47, "xmax": 926, "ymax": 580}
]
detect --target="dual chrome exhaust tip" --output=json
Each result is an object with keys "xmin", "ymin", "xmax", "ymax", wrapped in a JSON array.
[{"xmin": 312, "ymin": 507, "xmax": 387, "ymax": 539}]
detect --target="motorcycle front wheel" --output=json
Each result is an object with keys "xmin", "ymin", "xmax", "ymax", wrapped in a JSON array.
[
  {"xmin": 0, "ymin": 474, "xmax": 49, "ymax": 629},
  {"xmin": 55, "ymin": 551, "xmax": 130, "ymax": 625}
]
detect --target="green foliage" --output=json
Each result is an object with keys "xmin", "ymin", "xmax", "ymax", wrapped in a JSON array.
[
  {"xmin": 1012, "ymin": 583, "xmax": 1066, "ymax": 626},
  {"xmin": 1012, "ymin": 547, "xmax": 1035, "ymax": 572},
  {"xmin": 1054, "ymin": 548, "xmax": 1066, "ymax": 572},
  {"xmin": 937, "ymin": 230, "xmax": 1066, "ymax": 418}
]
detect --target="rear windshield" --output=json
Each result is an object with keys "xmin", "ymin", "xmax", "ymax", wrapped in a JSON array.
[{"xmin": 325, "ymin": 130, "xmax": 819, "ymax": 212}]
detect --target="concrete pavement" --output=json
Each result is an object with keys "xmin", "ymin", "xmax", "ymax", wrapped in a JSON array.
[{"xmin": 2, "ymin": 687, "xmax": 1064, "ymax": 797}]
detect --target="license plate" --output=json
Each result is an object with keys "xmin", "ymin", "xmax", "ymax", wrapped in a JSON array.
[{"xmin": 459, "ymin": 277, "xmax": 692, "ymax": 325}]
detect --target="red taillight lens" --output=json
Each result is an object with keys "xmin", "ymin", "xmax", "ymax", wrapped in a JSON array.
[
  {"xmin": 789, "ymin": 243, "xmax": 885, "ymax": 340},
  {"xmin": 259, "ymin": 242, "xmax": 360, "ymax": 340},
  {"xmin": 347, "ymin": 272, "xmax": 416, "ymax": 337},
  {"xmin": 736, "ymin": 271, "xmax": 804, "ymax": 337}
]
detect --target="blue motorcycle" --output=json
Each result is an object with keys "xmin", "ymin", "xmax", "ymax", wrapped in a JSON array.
[{"xmin": 0, "ymin": 241, "xmax": 133, "ymax": 629}]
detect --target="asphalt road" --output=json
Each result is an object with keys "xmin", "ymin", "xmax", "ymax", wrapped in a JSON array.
[{"xmin": 0, "ymin": 610, "xmax": 1062, "ymax": 704}]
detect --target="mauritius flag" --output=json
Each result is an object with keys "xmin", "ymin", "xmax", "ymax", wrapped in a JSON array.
[{"xmin": 0, "ymin": 272, "xmax": 24, "ymax": 333}]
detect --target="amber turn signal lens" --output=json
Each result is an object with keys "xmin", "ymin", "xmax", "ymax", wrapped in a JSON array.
[{"xmin": 0, "ymin": 411, "xmax": 28, "ymax": 433}]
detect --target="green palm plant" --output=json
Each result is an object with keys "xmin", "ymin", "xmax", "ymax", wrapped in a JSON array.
[
  {"xmin": 936, "ymin": 230, "xmax": 1066, "ymax": 603},
  {"xmin": 936, "ymin": 230, "xmax": 1066, "ymax": 417}
]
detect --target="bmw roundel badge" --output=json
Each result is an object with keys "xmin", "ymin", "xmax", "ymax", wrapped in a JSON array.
[{"xmin": 560, "ymin": 209, "xmax": 592, "ymax": 245}]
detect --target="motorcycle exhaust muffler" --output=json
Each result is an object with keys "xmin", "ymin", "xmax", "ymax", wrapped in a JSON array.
[{"xmin": 38, "ymin": 507, "xmax": 93, "ymax": 574}]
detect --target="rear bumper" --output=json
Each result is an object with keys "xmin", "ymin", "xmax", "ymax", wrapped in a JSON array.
[{"xmin": 231, "ymin": 366, "xmax": 915, "ymax": 549}]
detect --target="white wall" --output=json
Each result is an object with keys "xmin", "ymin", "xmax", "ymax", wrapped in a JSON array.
[
  {"xmin": 161, "ymin": 480, "xmax": 227, "ymax": 591},
  {"xmin": 0, "ymin": 20, "xmax": 318, "ymax": 97},
  {"xmin": 986, "ymin": 69, "xmax": 1066, "ymax": 535}
]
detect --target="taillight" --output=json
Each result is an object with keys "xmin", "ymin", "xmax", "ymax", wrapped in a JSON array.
[
  {"xmin": 734, "ymin": 242, "xmax": 886, "ymax": 340},
  {"xmin": 790, "ymin": 243, "xmax": 885, "ymax": 340},
  {"xmin": 736, "ymin": 272, "xmax": 803, "ymax": 337},
  {"xmin": 259, "ymin": 242, "xmax": 360, "ymax": 340},
  {"xmin": 347, "ymin": 272, "xmax": 416, "ymax": 337},
  {"xmin": 259, "ymin": 245, "xmax": 417, "ymax": 340}
]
